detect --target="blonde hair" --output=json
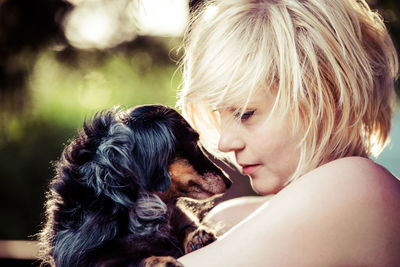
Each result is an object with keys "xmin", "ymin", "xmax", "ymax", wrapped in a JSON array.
[{"xmin": 178, "ymin": 0, "xmax": 398, "ymax": 180}]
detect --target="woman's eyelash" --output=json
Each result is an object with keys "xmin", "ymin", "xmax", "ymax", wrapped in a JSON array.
[{"xmin": 234, "ymin": 110, "xmax": 255, "ymax": 121}]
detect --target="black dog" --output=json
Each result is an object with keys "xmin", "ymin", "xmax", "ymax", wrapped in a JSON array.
[{"xmin": 38, "ymin": 105, "xmax": 231, "ymax": 267}]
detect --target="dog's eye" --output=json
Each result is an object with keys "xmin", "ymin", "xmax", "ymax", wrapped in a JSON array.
[{"xmin": 187, "ymin": 181, "xmax": 202, "ymax": 192}]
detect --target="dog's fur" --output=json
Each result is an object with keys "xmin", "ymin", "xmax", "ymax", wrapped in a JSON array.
[{"xmin": 38, "ymin": 105, "xmax": 231, "ymax": 267}]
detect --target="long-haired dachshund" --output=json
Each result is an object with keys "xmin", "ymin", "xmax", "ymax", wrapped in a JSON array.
[{"xmin": 38, "ymin": 104, "xmax": 231, "ymax": 267}]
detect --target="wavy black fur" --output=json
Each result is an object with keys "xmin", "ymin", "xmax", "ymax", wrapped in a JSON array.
[{"xmin": 38, "ymin": 105, "xmax": 230, "ymax": 267}]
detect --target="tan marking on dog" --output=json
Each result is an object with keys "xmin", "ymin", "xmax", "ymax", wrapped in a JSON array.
[
  {"xmin": 140, "ymin": 256, "xmax": 184, "ymax": 267},
  {"xmin": 165, "ymin": 158, "xmax": 228, "ymax": 200}
]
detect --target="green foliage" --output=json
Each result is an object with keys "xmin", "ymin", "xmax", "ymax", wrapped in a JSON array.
[
  {"xmin": 0, "ymin": 41, "xmax": 182, "ymax": 239},
  {"xmin": 30, "ymin": 49, "xmax": 180, "ymax": 129}
]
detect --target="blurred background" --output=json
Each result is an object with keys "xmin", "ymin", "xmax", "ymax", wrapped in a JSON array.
[{"xmin": 0, "ymin": 0, "xmax": 399, "ymax": 265}]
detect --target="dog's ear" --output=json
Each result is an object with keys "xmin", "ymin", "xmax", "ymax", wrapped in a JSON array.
[
  {"xmin": 131, "ymin": 132, "xmax": 173, "ymax": 193},
  {"xmin": 61, "ymin": 110, "xmax": 114, "ymax": 166},
  {"xmin": 90, "ymin": 107, "xmax": 175, "ymax": 194},
  {"xmin": 67, "ymin": 105, "xmax": 175, "ymax": 200},
  {"xmin": 59, "ymin": 107, "xmax": 146, "ymax": 202},
  {"xmin": 126, "ymin": 109, "xmax": 176, "ymax": 192}
]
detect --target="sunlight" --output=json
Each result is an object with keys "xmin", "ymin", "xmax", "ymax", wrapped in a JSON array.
[
  {"xmin": 66, "ymin": 10, "xmax": 115, "ymax": 49},
  {"xmin": 79, "ymin": 13, "xmax": 113, "ymax": 46},
  {"xmin": 132, "ymin": 0, "xmax": 189, "ymax": 36},
  {"xmin": 64, "ymin": 0, "xmax": 137, "ymax": 49},
  {"xmin": 63, "ymin": 0, "xmax": 188, "ymax": 49}
]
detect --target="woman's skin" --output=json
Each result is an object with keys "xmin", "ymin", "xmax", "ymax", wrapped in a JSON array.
[
  {"xmin": 217, "ymin": 92, "xmax": 301, "ymax": 195},
  {"xmin": 180, "ymin": 157, "xmax": 400, "ymax": 266},
  {"xmin": 177, "ymin": 0, "xmax": 400, "ymax": 263},
  {"xmin": 178, "ymin": 92, "xmax": 400, "ymax": 266},
  {"xmin": 204, "ymin": 195, "xmax": 273, "ymax": 233}
]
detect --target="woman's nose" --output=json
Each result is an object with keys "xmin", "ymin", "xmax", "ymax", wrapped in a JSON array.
[{"xmin": 218, "ymin": 127, "xmax": 245, "ymax": 153}]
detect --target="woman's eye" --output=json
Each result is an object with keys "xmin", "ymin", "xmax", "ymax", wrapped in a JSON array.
[{"xmin": 235, "ymin": 110, "xmax": 255, "ymax": 121}]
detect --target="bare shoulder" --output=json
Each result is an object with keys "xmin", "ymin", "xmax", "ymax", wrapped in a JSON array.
[
  {"xmin": 271, "ymin": 156, "xmax": 400, "ymax": 265},
  {"xmin": 179, "ymin": 157, "xmax": 400, "ymax": 266},
  {"xmin": 287, "ymin": 156, "xmax": 400, "ymax": 206},
  {"xmin": 293, "ymin": 155, "xmax": 397, "ymax": 187}
]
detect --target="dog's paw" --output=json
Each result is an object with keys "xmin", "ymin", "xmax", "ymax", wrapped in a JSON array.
[
  {"xmin": 140, "ymin": 256, "xmax": 184, "ymax": 267},
  {"xmin": 184, "ymin": 229, "xmax": 216, "ymax": 253}
]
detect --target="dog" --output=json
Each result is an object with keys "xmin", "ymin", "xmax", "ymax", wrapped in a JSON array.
[{"xmin": 38, "ymin": 104, "xmax": 231, "ymax": 267}]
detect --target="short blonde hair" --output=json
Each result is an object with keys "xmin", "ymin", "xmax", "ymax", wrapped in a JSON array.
[{"xmin": 178, "ymin": 0, "xmax": 398, "ymax": 180}]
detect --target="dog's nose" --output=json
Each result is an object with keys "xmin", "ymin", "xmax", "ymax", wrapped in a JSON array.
[{"xmin": 223, "ymin": 177, "xmax": 232, "ymax": 189}]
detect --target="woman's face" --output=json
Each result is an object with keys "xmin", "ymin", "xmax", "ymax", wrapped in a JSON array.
[{"xmin": 217, "ymin": 93, "xmax": 301, "ymax": 195}]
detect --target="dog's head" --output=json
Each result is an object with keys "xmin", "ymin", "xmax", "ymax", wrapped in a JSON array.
[
  {"xmin": 122, "ymin": 104, "xmax": 231, "ymax": 201},
  {"xmin": 59, "ymin": 104, "xmax": 230, "ymax": 205}
]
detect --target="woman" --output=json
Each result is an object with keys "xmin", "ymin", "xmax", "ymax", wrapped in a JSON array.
[{"xmin": 177, "ymin": 0, "xmax": 400, "ymax": 265}]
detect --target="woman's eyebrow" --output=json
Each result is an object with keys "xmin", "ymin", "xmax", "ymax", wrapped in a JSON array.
[{"xmin": 213, "ymin": 106, "xmax": 235, "ymax": 113}]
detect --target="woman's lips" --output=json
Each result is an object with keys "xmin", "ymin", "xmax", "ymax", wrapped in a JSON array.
[{"xmin": 241, "ymin": 164, "xmax": 261, "ymax": 175}]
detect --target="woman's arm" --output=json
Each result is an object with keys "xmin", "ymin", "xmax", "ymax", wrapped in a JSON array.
[
  {"xmin": 179, "ymin": 157, "xmax": 400, "ymax": 266},
  {"xmin": 204, "ymin": 195, "xmax": 273, "ymax": 233}
]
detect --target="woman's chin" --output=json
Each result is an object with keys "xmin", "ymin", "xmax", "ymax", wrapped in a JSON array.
[{"xmin": 249, "ymin": 176, "xmax": 285, "ymax": 195}]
